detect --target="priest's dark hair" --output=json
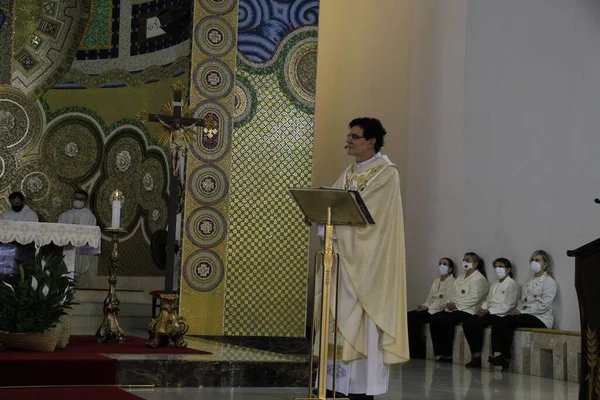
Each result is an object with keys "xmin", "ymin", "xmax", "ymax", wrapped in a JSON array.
[
  {"xmin": 349, "ymin": 117, "xmax": 387, "ymax": 152},
  {"xmin": 493, "ymin": 257, "xmax": 513, "ymax": 278},
  {"xmin": 8, "ymin": 192, "xmax": 24, "ymax": 202},
  {"xmin": 465, "ymin": 251, "xmax": 486, "ymax": 277},
  {"xmin": 75, "ymin": 189, "xmax": 89, "ymax": 200}
]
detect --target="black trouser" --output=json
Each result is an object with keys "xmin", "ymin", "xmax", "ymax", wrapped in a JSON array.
[
  {"xmin": 491, "ymin": 314, "xmax": 545, "ymax": 358},
  {"xmin": 429, "ymin": 310, "xmax": 471, "ymax": 357},
  {"xmin": 407, "ymin": 310, "xmax": 432, "ymax": 358},
  {"xmin": 462, "ymin": 314, "xmax": 502, "ymax": 354}
]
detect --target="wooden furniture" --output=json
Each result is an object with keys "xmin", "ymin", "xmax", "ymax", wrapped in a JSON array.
[{"xmin": 568, "ymin": 238, "xmax": 600, "ymax": 400}]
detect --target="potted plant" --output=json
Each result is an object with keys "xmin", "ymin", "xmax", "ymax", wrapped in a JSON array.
[{"xmin": 0, "ymin": 253, "xmax": 75, "ymax": 351}]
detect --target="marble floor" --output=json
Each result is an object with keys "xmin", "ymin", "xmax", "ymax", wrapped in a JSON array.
[{"xmin": 124, "ymin": 359, "xmax": 579, "ymax": 400}]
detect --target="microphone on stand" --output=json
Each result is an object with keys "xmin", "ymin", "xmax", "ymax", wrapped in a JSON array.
[{"xmin": 595, "ymin": 198, "xmax": 600, "ymax": 204}]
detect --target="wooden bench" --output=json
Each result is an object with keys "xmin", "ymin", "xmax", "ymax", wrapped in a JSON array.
[{"xmin": 423, "ymin": 324, "xmax": 581, "ymax": 382}]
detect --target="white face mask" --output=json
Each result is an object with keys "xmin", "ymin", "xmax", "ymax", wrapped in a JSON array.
[
  {"xmin": 438, "ymin": 264, "xmax": 449, "ymax": 275},
  {"xmin": 531, "ymin": 261, "xmax": 543, "ymax": 273},
  {"xmin": 462, "ymin": 261, "xmax": 472, "ymax": 271},
  {"xmin": 495, "ymin": 267, "xmax": 507, "ymax": 279},
  {"xmin": 73, "ymin": 200, "xmax": 85, "ymax": 209}
]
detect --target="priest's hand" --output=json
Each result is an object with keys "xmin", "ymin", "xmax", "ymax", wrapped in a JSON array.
[
  {"xmin": 511, "ymin": 309, "xmax": 521, "ymax": 316},
  {"xmin": 446, "ymin": 302, "xmax": 457, "ymax": 311},
  {"xmin": 476, "ymin": 308, "xmax": 489, "ymax": 317},
  {"xmin": 416, "ymin": 305, "xmax": 428, "ymax": 312}
]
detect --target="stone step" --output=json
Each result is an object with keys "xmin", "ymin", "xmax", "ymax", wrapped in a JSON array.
[
  {"xmin": 71, "ymin": 302, "xmax": 153, "ymax": 318},
  {"xmin": 75, "ymin": 289, "xmax": 152, "ymax": 305},
  {"xmin": 71, "ymin": 315, "xmax": 152, "ymax": 335}
]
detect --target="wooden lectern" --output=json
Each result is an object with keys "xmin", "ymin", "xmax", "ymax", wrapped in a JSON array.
[
  {"xmin": 290, "ymin": 188, "xmax": 374, "ymax": 400},
  {"xmin": 568, "ymin": 238, "xmax": 600, "ymax": 400}
]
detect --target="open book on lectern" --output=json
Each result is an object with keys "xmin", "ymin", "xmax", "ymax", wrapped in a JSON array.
[{"xmin": 289, "ymin": 187, "xmax": 375, "ymax": 226}]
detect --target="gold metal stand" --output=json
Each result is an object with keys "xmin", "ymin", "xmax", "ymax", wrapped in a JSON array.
[
  {"xmin": 96, "ymin": 228, "xmax": 128, "ymax": 343},
  {"xmin": 297, "ymin": 208, "xmax": 348, "ymax": 400},
  {"xmin": 146, "ymin": 293, "xmax": 189, "ymax": 348}
]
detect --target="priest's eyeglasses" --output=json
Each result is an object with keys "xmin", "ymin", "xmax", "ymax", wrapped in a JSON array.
[{"xmin": 346, "ymin": 133, "xmax": 365, "ymax": 141}]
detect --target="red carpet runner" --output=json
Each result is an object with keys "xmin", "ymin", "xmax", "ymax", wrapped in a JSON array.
[
  {"xmin": 0, "ymin": 387, "xmax": 143, "ymax": 400},
  {"xmin": 0, "ymin": 335, "xmax": 210, "ymax": 387}
]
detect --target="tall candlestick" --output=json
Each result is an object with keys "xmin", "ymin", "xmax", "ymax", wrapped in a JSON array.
[{"xmin": 111, "ymin": 190, "xmax": 121, "ymax": 228}]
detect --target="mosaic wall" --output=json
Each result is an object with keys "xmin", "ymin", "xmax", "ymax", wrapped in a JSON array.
[
  {"xmin": 179, "ymin": 0, "xmax": 239, "ymax": 336},
  {"xmin": 225, "ymin": 1, "xmax": 318, "ymax": 337},
  {"xmin": 0, "ymin": 0, "xmax": 13, "ymax": 84},
  {"xmin": 0, "ymin": 1, "xmax": 189, "ymax": 277},
  {"xmin": 62, "ymin": 0, "xmax": 193, "ymax": 89},
  {"xmin": 180, "ymin": 0, "xmax": 319, "ymax": 337}
]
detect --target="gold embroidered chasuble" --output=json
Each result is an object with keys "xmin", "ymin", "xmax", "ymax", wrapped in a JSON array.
[{"xmin": 314, "ymin": 155, "xmax": 409, "ymax": 365}]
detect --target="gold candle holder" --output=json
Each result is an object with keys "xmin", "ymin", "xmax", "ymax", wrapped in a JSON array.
[
  {"xmin": 96, "ymin": 227, "xmax": 128, "ymax": 343},
  {"xmin": 146, "ymin": 293, "xmax": 189, "ymax": 348}
]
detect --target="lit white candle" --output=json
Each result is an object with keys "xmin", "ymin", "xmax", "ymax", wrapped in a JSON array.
[{"xmin": 111, "ymin": 190, "xmax": 121, "ymax": 228}]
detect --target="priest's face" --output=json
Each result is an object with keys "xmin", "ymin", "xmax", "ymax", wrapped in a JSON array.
[{"xmin": 346, "ymin": 125, "xmax": 376, "ymax": 162}]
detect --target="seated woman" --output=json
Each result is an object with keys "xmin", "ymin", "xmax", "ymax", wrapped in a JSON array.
[
  {"xmin": 429, "ymin": 252, "xmax": 489, "ymax": 362},
  {"xmin": 488, "ymin": 250, "xmax": 558, "ymax": 370},
  {"xmin": 462, "ymin": 257, "xmax": 520, "ymax": 368},
  {"xmin": 407, "ymin": 257, "xmax": 456, "ymax": 359}
]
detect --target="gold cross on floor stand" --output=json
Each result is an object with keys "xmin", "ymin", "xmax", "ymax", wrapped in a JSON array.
[{"xmin": 289, "ymin": 188, "xmax": 375, "ymax": 400}]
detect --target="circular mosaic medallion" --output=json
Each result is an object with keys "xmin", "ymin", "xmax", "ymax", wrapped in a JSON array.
[
  {"xmin": 183, "ymin": 249, "xmax": 225, "ymax": 292},
  {"xmin": 0, "ymin": 87, "xmax": 42, "ymax": 153},
  {"xmin": 20, "ymin": 171, "xmax": 50, "ymax": 201},
  {"xmin": 41, "ymin": 117, "xmax": 102, "ymax": 181},
  {"xmin": 199, "ymin": 0, "xmax": 236, "ymax": 15},
  {"xmin": 186, "ymin": 207, "xmax": 227, "ymax": 248},
  {"xmin": 195, "ymin": 16, "xmax": 235, "ymax": 57},
  {"xmin": 189, "ymin": 164, "xmax": 229, "ymax": 205},
  {"xmin": 284, "ymin": 38, "xmax": 318, "ymax": 108},
  {"xmin": 0, "ymin": 146, "xmax": 16, "ymax": 191},
  {"xmin": 193, "ymin": 59, "xmax": 234, "ymax": 100},
  {"xmin": 190, "ymin": 100, "xmax": 232, "ymax": 162},
  {"xmin": 233, "ymin": 79, "xmax": 254, "ymax": 123}
]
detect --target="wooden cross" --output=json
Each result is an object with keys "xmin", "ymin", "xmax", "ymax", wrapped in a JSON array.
[
  {"xmin": 137, "ymin": 81, "xmax": 217, "ymax": 176},
  {"xmin": 136, "ymin": 81, "xmax": 216, "ymax": 295}
]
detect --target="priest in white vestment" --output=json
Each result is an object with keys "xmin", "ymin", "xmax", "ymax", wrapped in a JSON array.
[
  {"xmin": 314, "ymin": 118, "xmax": 409, "ymax": 400},
  {"xmin": 0, "ymin": 192, "xmax": 39, "ymax": 222},
  {"xmin": 58, "ymin": 190, "xmax": 98, "ymax": 279}
]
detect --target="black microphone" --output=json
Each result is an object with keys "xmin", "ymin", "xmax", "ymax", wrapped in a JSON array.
[{"xmin": 595, "ymin": 198, "xmax": 600, "ymax": 204}]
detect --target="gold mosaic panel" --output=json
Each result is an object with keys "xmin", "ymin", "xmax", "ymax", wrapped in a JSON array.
[
  {"xmin": 180, "ymin": 0, "xmax": 238, "ymax": 336},
  {"xmin": 224, "ymin": 70, "xmax": 313, "ymax": 337}
]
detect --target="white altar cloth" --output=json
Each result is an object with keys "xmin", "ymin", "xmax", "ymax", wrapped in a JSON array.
[{"xmin": 0, "ymin": 220, "xmax": 101, "ymax": 274}]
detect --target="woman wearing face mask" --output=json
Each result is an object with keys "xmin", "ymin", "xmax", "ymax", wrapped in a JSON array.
[
  {"xmin": 407, "ymin": 257, "xmax": 456, "ymax": 359},
  {"xmin": 488, "ymin": 250, "xmax": 557, "ymax": 370},
  {"xmin": 461, "ymin": 258, "xmax": 520, "ymax": 368},
  {"xmin": 429, "ymin": 252, "xmax": 489, "ymax": 363}
]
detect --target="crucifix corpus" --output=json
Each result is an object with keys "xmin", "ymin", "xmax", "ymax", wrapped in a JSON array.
[{"xmin": 137, "ymin": 81, "xmax": 216, "ymax": 348}]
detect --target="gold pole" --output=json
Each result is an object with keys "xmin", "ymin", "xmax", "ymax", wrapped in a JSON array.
[
  {"xmin": 332, "ymin": 252, "xmax": 341, "ymax": 398},
  {"xmin": 297, "ymin": 207, "xmax": 348, "ymax": 400},
  {"xmin": 307, "ymin": 251, "xmax": 323, "ymax": 398},
  {"xmin": 96, "ymin": 228, "xmax": 127, "ymax": 343}
]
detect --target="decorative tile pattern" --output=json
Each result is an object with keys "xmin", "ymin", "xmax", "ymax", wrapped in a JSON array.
[
  {"xmin": 67, "ymin": 0, "xmax": 192, "ymax": 87},
  {"xmin": 179, "ymin": 0, "xmax": 238, "ymax": 336},
  {"xmin": 130, "ymin": 0, "xmax": 192, "ymax": 56},
  {"xmin": 224, "ymin": 70, "xmax": 314, "ymax": 336},
  {"xmin": 222, "ymin": 23, "xmax": 318, "ymax": 337},
  {"xmin": 237, "ymin": 0, "xmax": 319, "ymax": 62},
  {"xmin": 76, "ymin": 0, "xmax": 120, "ymax": 59},
  {"xmin": 11, "ymin": 0, "xmax": 91, "ymax": 98},
  {"xmin": 0, "ymin": 0, "xmax": 13, "ymax": 84}
]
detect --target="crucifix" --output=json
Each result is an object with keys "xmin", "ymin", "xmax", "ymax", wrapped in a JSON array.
[{"xmin": 137, "ymin": 81, "xmax": 216, "ymax": 347}]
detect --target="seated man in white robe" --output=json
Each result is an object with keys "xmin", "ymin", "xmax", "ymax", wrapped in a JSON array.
[
  {"xmin": 313, "ymin": 118, "xmax": 409, "ymax": 400},
  {"xmin": 58, "ymin": 190, "xmax": 98, "ymax": 282},
  {"xmin": 0, "ymin": 192, "xmax": 39, "ymax": 222},
  {"xmin": 0, "ymin": 192, "xmax": 39, "ymax": 268}
]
